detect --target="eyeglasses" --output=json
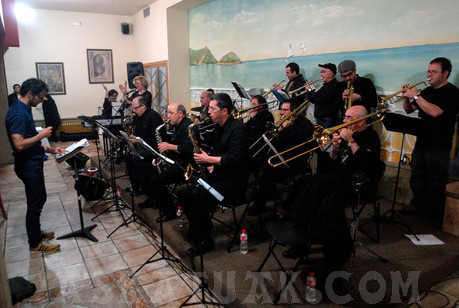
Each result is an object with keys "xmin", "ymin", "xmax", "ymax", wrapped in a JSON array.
[
  {"xmin": 36, "ymin": 94, "xmax": 46, "ymax": 101},
  {"xmin": 341, "ymin": 70, "xmax": 354, "ymax": 78},
  {"xmin": 133, "ymin": 105, "xmax": 143, "ymax": 110},
  {"xmin": 209, "ymin": 106, "xmax": 221, "ymax": 111},
  {"xmin": 167, "ymin": 111, "xmax": 177, "ymax": 115},
  {"xmin": 427, "ymin": 70, "xmax": 441, "ymax": 74}
]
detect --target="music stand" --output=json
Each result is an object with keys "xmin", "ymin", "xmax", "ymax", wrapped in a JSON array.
[
  {"xmin": 56, "ymin": 141, "xmax": 98, "ymax": 242},
  {"xmin": 231, "ymin": 81, "xmax": 251, "ymax": 110},
  {"xmin": 381, "ymin": 113, "xmax": 420, "ymax": 240}
]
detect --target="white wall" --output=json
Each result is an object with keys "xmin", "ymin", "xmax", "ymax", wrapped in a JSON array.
[{"xmin": 4, "ymin": 9, "xmax": 135, "ymax": 120}]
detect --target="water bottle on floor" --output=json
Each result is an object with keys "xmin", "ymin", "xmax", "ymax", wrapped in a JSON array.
[
  {"xmin": 240, "ymin": 229, "xmax": 248, "ymax": 254},
  {"xmin": 176, "ymin": 206, "xmax": 183, "ymax": 228},
  {"xmin": 116, "ymin": 188, "xmax": 121, "ymax": 206},
  {"xmin": 306, "ymin": 272, "xmax": 319, "ymax": 304}
]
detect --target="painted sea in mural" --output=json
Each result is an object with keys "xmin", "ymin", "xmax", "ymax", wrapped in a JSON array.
[{"xmin": 190, "ymin": 42, "xmax": 459, "ymax": 92}]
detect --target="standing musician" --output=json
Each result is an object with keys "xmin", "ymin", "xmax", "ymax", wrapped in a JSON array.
[
  {"xmin": 335, "ymin": 60, "xmax": 378, "ymax": 114},
  {"xmin": 398, "ymin": 57, "xmax": 459, "ymax": 228},
  {"xmin": 248, "ymin": 99, "xmax": 314, "ymax": 216},
  {"xmin": 139, "ymin": 103, "xmax": 195, "ymax": 223},
  {"xmin": 119, "ymin": 75, "xmax": 153, "ymax": 108},
  {"xmin": 177, "ymin": 93, "xmax": 249, "ymax": 257},
  {"xmin": 198, "ymin": 90, "xmax": 213, "ymax": 121},
  {"xmin": 306, "ymin": 63, "xmax": 340, "ymax": 128},
  {"xmin": 277, "ymin": 62, "xmax": 307, "ymax": 105},
  {"xmin": 124, "ymin": 97, "xmax": 163, "ymax": 195}
]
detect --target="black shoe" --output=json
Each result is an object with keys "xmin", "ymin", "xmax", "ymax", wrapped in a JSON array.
[
  {"xmin": 282, "ymin": 247, "xmax": 302, "ymax": 259},
  {"xmin": 186, "ymin": 240, "xmax": 215, "ymax": 258},
  {"xmin": 398, "ymin": 205, "xmax": 424, "ymax": 216},
  {"xmin": 155, "ymin": 213, "xmax": 175, "ymax": 223},
  {"xmin": 125, "ymin": 187, "xmax": 144, "ymax": 196}
]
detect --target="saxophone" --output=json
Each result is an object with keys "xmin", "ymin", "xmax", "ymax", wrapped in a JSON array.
[
  {"xmin": 152, "ymin": 119, "xmax": 170, "ymax": 171},
  {"xmin": 122, "ymin": 115, "xmax": 135, "ymax": 135},
  {"xmin": 185, "ymin": 122, "xmax": 208, "ymax": 180}
]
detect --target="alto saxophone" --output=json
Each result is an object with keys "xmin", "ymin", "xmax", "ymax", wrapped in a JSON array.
[
  {"xmin": 122, "ymin": 115, "xmax": 135, "ymax": 135},
  {"xmin": 185, "ymin": 122, "xmax": 208, "ymax": 180},
  {"xmin": 152, "ymin": 119, "xmax": 170, "ymax": 171}
]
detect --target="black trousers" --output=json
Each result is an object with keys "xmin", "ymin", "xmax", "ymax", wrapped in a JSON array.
[
  {"xmin": 14, "ymin": 159, "xmax": 47, "ymax": 248},
  {"xmin": 125, "ymin": 148, "xmax": 153, "ymax": 191}
]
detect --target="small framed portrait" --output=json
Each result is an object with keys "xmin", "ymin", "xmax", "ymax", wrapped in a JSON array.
[
  {"xmin": 35, "ymin": 62, "xmax": 66, "ymax": 95},
  {"xmin": 87, "ymin": 49, "xmax": 114, "ymax": 84}
]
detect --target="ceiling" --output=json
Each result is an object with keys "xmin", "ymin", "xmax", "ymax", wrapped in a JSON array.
[{"xmin": 16, "ymin": 0, "xmax": 158, "ymax": 16}]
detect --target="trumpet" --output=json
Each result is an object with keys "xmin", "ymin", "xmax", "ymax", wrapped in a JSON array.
[
  {"xmin": 344, "ymin": 81, "xmax": 354, "ymax": 110},
  {"xmin": 267, "ymin": 107, "xmax": 386, "ymax": 167},
  {"xmin": 262, "ymin": 79, "xmax": 287, "ymax": 97},
  {"xmin": 288, "ymin": 79, "xmax": 323, "ymax": 97},
  {"xmin": 380, "ymin": 80, "xmax": 429, "ymax": 105},
  {"xmin": 232, "ymin": 100, "xmax": 278, "ymax": 120}
]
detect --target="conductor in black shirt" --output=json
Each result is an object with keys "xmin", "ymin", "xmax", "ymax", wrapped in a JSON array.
[{"xmin": 178, "ymin": 93, "xmax": 249, "ymax": 257}]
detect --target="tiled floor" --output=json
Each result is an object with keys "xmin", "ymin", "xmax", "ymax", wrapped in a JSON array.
[{"xmin": 0, "ymin": 158, "xmax": 219, "ymax": 307}]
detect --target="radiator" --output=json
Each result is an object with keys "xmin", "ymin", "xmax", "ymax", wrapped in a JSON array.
[{"xmin": 59, "ymin": 122, "xmax": 93, "ymax": 134}]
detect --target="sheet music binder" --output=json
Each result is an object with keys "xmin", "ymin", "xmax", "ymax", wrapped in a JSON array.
[{"xmin": 56, "ymin": 139, "xmax": 90, "ymax": 163}]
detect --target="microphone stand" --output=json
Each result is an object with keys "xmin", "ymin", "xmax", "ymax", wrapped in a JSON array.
[{"xmin": 130, "ymin": 138, "xmax": 224, "ymax": 279}]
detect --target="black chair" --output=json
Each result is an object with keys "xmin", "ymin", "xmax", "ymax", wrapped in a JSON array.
[
  {"xmin": 211, "ymin": 195, "xmax": 253, "ymax": 252},
  {"xmin": 256, "ymin": 220, "xmax": 312, "ymax": 305}
]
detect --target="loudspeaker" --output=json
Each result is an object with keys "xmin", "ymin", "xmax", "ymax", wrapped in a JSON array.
[
  {"xmin": 121, "ymin": 22, "xmax": 132, "ymax": 35},
  {"xmin": 127, "ymin": 62, "xmax": 144, "ymax": 89}
]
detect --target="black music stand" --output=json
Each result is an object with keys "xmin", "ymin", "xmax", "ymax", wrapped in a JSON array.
[
  {"xmin": 231, "ymin": 81, "xmax": 251, "ymax": 110},
  {"xmin": 56, "ymin": 142, "xmax": 98, "ymax": 242},
  {"xmin": 381, "ymin": 113, "xmax": 420, "ymax": 240}
]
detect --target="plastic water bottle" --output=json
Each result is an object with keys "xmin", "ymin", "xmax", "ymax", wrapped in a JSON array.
[
  {"xmin": 240, "ymin": 229, "xmax": 248, "ymax": 254},
  {"xmin": 176, "ymin": 206, "xmax": 183, "ymax": 228},
  {"xmin": 306, "ymin": 272, "xmax": 319, "ymax": 304},
  {"xmin": 116, "ymin": 188, "xmax": 121, "ymax": 206}
]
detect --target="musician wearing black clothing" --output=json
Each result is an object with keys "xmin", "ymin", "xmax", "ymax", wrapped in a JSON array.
[
  {"xmin": 335, "ymin": 60, "xmax": 378, "ymax": 114},
  {"xmin": 282, "ymin": 106, "xmax": 382, "ymax": 283},
  {"xmin": 248, "ymin": 99, "xmax": 314, "ymax": 215},
  {"xmin": 178, "ymin": 93, "xmax": 249, "ymax": 257},
  {"xmin": 139, "ymin": 103, "xmax": 195, "ymax": 223},
  {"xmin": 399, "ymin": 57, "xmax": 459, "ymax": 227},
  {"xmin": 119, "ymin": 75, "xmax": 152, "ymax": 108},
  {"xmin": 102, "ymin": 84, "xmax": 118, "ymax": 119},
  {"xmin": 125, "ymin": 97, "xmax": 163, "ymax": 195},
  {"xmin": 281, "ymin": 62, "xmax": 306, "ymax": 105},
  {"xmin": 307, "ymin": 63, "xmax": 340, "ymax": 128}
]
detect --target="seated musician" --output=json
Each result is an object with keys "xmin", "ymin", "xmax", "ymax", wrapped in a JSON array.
[
  {"xmin": 335, "ymin": 60, "xmax": 378, "ymax": 114},
  {"xmin": 282, "ymin": 106, "xmax": 383, "ymax": 277},
  {"xmin": 248, "ymin": 99, "xmax": 314, "ymax": 215},
  {"xmin": 177, "ymin": 93, "xmax": 249, "ymax": 257},
  {"xmin": 138, "ymin": 103, "xmax": 195, "ymax": 223},
  {"xmin": 245, "ymin": 95, "xmax": 274, "ymax": 178},
  {"xmin": 124, "ymin": 97, "xmax": 163, "ymax": 195},
  {"xmin": 102, "ymin": 84, "xmax": 118, "ymax": 119}
]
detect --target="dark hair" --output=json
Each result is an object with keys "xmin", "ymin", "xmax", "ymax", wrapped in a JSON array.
[
  {"xmin": 211, "ymin": 93, "xmax": 233, "ymax": 113},
  {"xmin": 177, "ymin": 103, "xmax": 186, "ymax": 115},
  {"xmin": 252, "ymin": 95, "xmax": 268, "ymax": 109},
  {"xmin": 138, "ymin": 97, "xmax": 148, "ymax": 107},
  {"xmin": 430, "ymin": 57, "xmax": 452, "ymax": 78},
  {"xmin": 286, "ymin": 62, "xmax": 300, "ymax": 75},
  {"xmin": 13, "ymin": 84, "xmax": 20, "ymax": 89},
  {"xmin": 206, "ymin": 88, "xmax": 215, "ymax": 94},
  {"xmin": 19, "ymin": 78, "xmax": 48, "ymax": 97},
  {"xmin": 108, "ymin": 89, "xmax": 118, "ymax": 97}
]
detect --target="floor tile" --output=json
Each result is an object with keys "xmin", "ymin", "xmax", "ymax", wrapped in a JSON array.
[
  {"xmin": 86, "ymin": 254, "xmax": 128, "ymax": 278},
  {"xmin": 80, "ymin": 240, "xmax": 119, "ymax": 261},
  {"xmin": 48, "ymin": 278, "xmax": 94, "ymax": 300},
  {"xmin": 142, "ymin": 274, "xmax": 195, "ymax": 307},
  {"xmin": 23, "ymin": 271, "xmax": 48, "ymax": 293},
  {"xmin": 121, "ymin": 245, "xmax": 158, "ymax": 267},
  {"xmin": 44, "ymin": 248, "xmax": 83, "ymax": 270},
  {"xmin": 113, "ymin": 233, "xmax": 151, "ymax": 252},
  {"xmin": 46, "ymin": 262, "xmax": 90, "ymax": 289},
  {"xmin": 137, "ymin": 265, "xmax": 178, "ymax": 285},
  {"xmin": 6, "ymin": 256, "xmax": 45, "ymax": 278}
]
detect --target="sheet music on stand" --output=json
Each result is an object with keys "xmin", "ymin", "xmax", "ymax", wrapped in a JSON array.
[
  {"xmin": 231, "ymin": 81, "xmax": 251, "ymax": 101},
  {"xmin": 56, "ymin": 139, "xmax": 90, "ymax": 163},
  {"xmin": 119, "ymin": 131, "xmax": 143, "ymax": 159}
]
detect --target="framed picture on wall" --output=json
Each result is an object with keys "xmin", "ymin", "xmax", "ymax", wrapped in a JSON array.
[
  {"xmin": 87, "ymin": 49, "xmax": 114, "ymax": 84},
  {"xmin": 35, "ymin": 62, "xmax": 66, "ymax": 95}
]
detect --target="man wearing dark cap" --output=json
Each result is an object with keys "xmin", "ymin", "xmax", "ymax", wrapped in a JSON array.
[
  {"xmin": 335, "ymin": 59, "xmax": 378, "ymax": 114},
  {"xmin": 305, "ymin": 63, "xmax": 340, "ymax": 128}
]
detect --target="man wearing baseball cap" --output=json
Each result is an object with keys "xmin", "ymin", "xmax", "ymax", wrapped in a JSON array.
[
  {"xmin": 306, "ymin": 63, "xmax": 340, "ymax": 128},
  {"xmin": 335, "ymin": 60, "xmax": 378, "ymax": 114}
]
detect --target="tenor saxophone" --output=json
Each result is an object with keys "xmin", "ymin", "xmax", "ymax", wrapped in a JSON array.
[
  {"xmin": 186, "ymin": 122, "xmax": 208, "ymax": 180},
  {"xmin": 152, "ymin": 119, "xmax": 170, "ymax": 171},
  {"xmin": 122, "ymin": 115, "xmax": 135, "ymax": 135}
]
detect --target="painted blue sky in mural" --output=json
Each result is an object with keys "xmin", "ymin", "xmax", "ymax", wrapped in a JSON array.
[{"xmin": 190, "ymin": 0, "xmax": 459, "ymax": 62}]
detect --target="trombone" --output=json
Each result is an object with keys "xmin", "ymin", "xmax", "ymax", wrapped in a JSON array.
[
  {"xmin": 380, "ymin": 80, "xmax": 429, "ymax": 105},
  {"xmin": 267, "ymin": 107, "xmax": 386, "ymax": 167},
  {"xmin": 250, "ymin": 99, "xmax": 310, "ymax": 158},
  {"xmin": 232, "ymin": 100, "xmax": 278, "ymax": 120},
  {"xmin": 262, "ymin": 79, "xmax": 287, "ymax": 98},
  {"xmin": 288, "ymin": 79, "xmax": 323, "ymax": 97}
]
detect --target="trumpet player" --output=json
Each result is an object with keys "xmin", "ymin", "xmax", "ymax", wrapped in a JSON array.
[
  {"xmin": 276, "ymin": 62, "xmax": 306, "ymax": 105},
  {"xmin": 124, "ymin": 96, "xmax": 163, "ymax": 195},
  {"xmin": 398, "ymin": 57, "xmax": 459, "ymax": 228},
  {"xmin": 335, "ymin": 60, "xmax": 377, "ymax": 114},
  {"xmin": 307, "ymin": 63, "xmax": 340, "ymax": 128},
  {"xmin": 139, "ymin": 103, "xmax": 195, "ymax": 223}
]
